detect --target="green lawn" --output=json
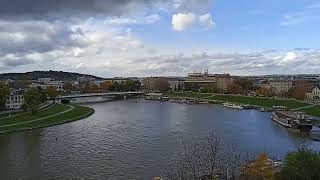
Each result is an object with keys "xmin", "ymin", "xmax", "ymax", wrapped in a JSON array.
[
  {"xmin": 0, "ymin": 104, "xmax": 69, "ymax": 126},
  {"xmin": 206, "ymin": 95, "xmax": 311, "ymax": 109},
  {"xmin": 0, "ymin": 104, "xmax": 94, "ymax": 133},
  {"xmin": 205, "ymin": 95, "xmax": 310, "ymax": 109},
  {"xmin": 301, "ymin": 105, "xmax": 320, "ymax": 118},
  {"xmin": 167, "ymin": 92, "xmax": 214, "ymax": 98}
]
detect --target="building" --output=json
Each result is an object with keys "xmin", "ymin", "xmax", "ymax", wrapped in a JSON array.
[
  {"xmin": 215, "ymin": 74, "xmax": 233, "ymax": 92},
  {"xmin": 167, "ymin": 78, "xmax": 184, "ymax": 91},
  {"xmin": 293, "ymin": 79, "xmax": 314, "ymax": 93},
  {"xmin": 305, "ymin": 87, "xmax": 320, "ymax": 102},
  {"xmin": 260, "ymin": 83, "xmax": 271, "ymax": 90},
  {"xmin": 184, "ymin": 71, "xmax": 233, "ymax": 92},
  {"xmin": 143, "ymin": 77, "xmax": 169, "ymax": 93},
  {"xmin": 184, "ymin": 71, "xmax": 216, "ymax": 91},
  {"xmin": 6, "ymin": 89, "xmax": 25, "ymax": 110},
  {"xmin": 32, "ymin": 78, "xmax": 64, "ymax": 91},
  {"xmin": 113, "ymin": 77, "xmax": 128, "ymax": 84},
  {"xmin": 269, "ymin": 81, "xmax": 293, "ymax": 96}
]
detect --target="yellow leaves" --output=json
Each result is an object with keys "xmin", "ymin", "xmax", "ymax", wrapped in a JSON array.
[{"xmin": 242, "ymin": 152, "xmax": 275, "ymax": 180}]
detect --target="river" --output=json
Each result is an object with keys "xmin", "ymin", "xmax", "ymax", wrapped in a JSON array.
[{"xmin": 1, "ymin": 99, "xmax": 319, "ymax": 179}]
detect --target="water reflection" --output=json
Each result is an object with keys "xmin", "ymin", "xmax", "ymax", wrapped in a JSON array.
[{"xmin": 0, "ymin": 99, "xmax": 319, "ymax": 179}]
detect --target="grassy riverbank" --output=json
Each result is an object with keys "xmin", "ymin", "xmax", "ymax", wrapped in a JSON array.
[
  {"xmin": 167, "ymin": 92, "xmax": 214, "ymax": 98},
  {"xmin": 168, "ymin": 92, "xmax": 315, "ymax": 112},
  {"xmin": 301, "ymin": 105, "xmax": 320, "ymax": 118},
  {"xmin": 205, "ymin": 95, "xmax": 310, "ymax": 109},
  {"xmin": 0, "ymin": 103, "xmax": 94, "ymax": 133}
]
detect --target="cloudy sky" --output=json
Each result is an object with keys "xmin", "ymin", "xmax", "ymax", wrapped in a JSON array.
[{"xmin": 0, "ymin": 0, "xmax": 320, "ymax": 77}]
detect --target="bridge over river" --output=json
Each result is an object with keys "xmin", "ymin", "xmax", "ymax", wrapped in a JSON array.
[{"xmin": 56, "ymin": 91, "xmax": 143, "ymax": 103}]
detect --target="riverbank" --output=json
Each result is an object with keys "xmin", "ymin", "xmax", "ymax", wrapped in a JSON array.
[
  {"xmin": 167, "ymin": 92, "xmax": 319, "ymax": 117},
  {"xmin": 0, "ymin": 103, "xmax": 94, "ymax": 133}
]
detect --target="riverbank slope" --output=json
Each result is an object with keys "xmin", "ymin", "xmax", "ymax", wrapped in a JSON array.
[
  {"xmin": 0, "ymin": 103, "xmax": 94, "ymax": 133},
  {"xmin": 167, "ymin": 92, "xmax": 319, "ymax": 118}
]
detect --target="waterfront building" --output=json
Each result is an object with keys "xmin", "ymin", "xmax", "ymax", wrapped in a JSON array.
[
  {"xmin": 305, "ymin": 87, "xmax": 320, "ymax": 102},
  {"xmin": 6, "ymin": 89, "xmax": 25, "ymax": 110}
]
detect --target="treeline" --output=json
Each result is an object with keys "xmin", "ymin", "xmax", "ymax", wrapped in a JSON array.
[
  {"xmin": 167, "ymin": 134, "xmax": 320, "ymax": 180},
  {"xmin": 63, "ymin": 80, "xmax": 141, "ymax": 93},
  {"xmin": 0, "ymin": 70, "xmax": 104, "ymax": 81}
]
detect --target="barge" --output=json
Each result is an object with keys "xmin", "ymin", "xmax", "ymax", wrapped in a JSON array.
[{"xmin": 271, "ymin": 109, "xmax": 313, "ymax": 132}]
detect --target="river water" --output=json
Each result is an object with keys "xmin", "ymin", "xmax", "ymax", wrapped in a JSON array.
[{"xmin": 1, "ymin": 99, "xmax": 320, "ymax": 180}]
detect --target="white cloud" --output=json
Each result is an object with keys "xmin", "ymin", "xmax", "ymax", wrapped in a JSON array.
[
  {"xmin": 172, "ymin": 13, "xmax": 197, "ymax": 31},
  {"xmin": 283, "ymin": 52, "xmax": 297, "ymax": 62},
  {"xmin": 199, "ymin": 13, "xmax": 215, "ymax": 28},
  {"xmin": 104, "ymin": 14, "xmax": 161, "ymax": 25}
]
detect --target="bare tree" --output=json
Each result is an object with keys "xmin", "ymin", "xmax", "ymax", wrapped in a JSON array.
[{"xmin": 167, "ymin": 133, "xmax": 243, "ymax": 180}]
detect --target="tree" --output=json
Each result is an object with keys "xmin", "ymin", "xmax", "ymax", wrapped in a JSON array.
[
  {"xmin": 100, "ymin": 81, "xmax": 112, "ymax": 92},
  {"xmin": 24, "ymin": 87, "xmax": 42, "ymax": 114},
  {"xmin": 234, "ymin": 78, "xmax": 253, "ymax": 93},
  {"xmin": 256, "ymin": 87, "xmax": 270, "ymax": 97},
  {"xmin": 201, "ymin": 84, "xmax": 218, "ymax": 93},
  {"xmin": 276, "ymin": 149, "xmax": 320, "ymax": 180},
  {"xmin": 167, "ymin": 134, "xmax": 242, "ymax": 180},
  {"xmin": 84, "ymin": 82, "xmax": 99, "ymax": 92},
  {"xmin": 184, "ymin": 83, "xmax": 201, "ymax": 92},
  {"xmin": 37, "ymin": 87, "xmax": 47, "ymax": 103},
  {"xmin": 63, "ymin": 81, "xmax": 74, "ymax": 92},
  {"xmin": 46, "ymin": 86, "xmax": 58, "ymax": 101},
  {"xmin": 155, "ymin": 78, "xmax": 170, "ymax": 93},
  {"xmin": 241, "ymin": 152, "xmax": 275, "ymax": 180},
  {"xmin": 0, "ymin": 83, "xmax": 10, "ymax": 111},
  {"xmin": 227, "ymin": 83, "xmax": 243, "ymax": 94}
]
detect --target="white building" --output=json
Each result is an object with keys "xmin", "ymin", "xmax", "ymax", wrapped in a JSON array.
[
  {"xmin": 269, "ymin": 81, "xmax": 292, "ymax": 95},
  {"xmin": 306, "ymin": 87, "xmax": 320, "ymax": 102},
  {"xmin": 6, "ymin": 90, "xmax": 25, "ymax": 110},
  {"xmin": 32, "ymin": 78, "xmax": 64, "ymax": 91}
]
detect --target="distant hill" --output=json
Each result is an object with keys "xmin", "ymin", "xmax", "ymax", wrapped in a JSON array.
[{"xmin": 0, "ymin": 71, "xmax": 105, "ymax": 81}]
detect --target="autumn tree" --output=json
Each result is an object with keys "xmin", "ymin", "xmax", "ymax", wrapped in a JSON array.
[
  {"xmin": 84, "ymin": 83, "xmax": 99, "ymax": 92},
  {"xmin": 256, "ymin": 87, "xmax": 270, "ymax": 97},
  {"xmin": 241, "ymin": 152, "xmax": 275, "ymax": 180},
  {"xmin": 24, "ymin": 87, "xmax": 42, "ymax": 114},
  {"xmin": 0, "ymin": 83, "xmax": 10, "ymax": 111},
  {"xmin": 100, "ymin": 81, "xmax": 112, "ymax": 92},
  {"xmin": 46, "ymin": 86, "xmax": 58, "ymax": 101},
  {"xmin": 227, "ymin": 83, "xmax": 243, "ymax": 95},
  {"xmin": 234, "ymin": 78, "xmax": 253, "ymax": 93},
  {"xmin": 276, "ymin": 149, "xmax": 320, "ymax": 180}
]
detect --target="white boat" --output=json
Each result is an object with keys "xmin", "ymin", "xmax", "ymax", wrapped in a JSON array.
[{"xmin": 222, "ymin": 102, "xmax": 243, "ymax": 110}]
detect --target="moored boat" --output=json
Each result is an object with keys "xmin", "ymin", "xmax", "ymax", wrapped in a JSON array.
[
  {"xmin": 222, "ymin": 102, "xmax": 243, "ymax": 110},
  {"xmin": 271, "ymin": 109, "xmax": 313, "ymax": 132}
]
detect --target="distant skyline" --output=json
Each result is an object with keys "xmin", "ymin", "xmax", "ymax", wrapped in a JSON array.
[{"xmin": 0, "ymin": 0, "xmax": 319, "ymax": 77}]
